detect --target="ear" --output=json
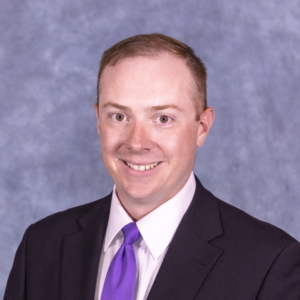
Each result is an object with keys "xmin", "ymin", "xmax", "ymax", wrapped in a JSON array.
[
  {"xmin": 196, "ymin": 107, "xmax": 215, "ymax": 148},
  {"xmin": 93, "ymin": 103, "xmax": 100, "ymax": 135}
]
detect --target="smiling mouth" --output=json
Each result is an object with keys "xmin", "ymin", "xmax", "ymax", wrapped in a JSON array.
[{"xmin": 122, "ymin": 160, "xmax": 161, "ymax": 171}]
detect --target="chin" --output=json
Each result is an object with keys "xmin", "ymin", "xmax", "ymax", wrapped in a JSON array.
[{"xmin": 121, "ymin": 180, "xmax": 161, "ymax": 200}]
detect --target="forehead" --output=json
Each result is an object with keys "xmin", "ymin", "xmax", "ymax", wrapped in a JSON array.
[{"xmin": 98, "ymin": 53, "xmax": 196, "ymax": 104}]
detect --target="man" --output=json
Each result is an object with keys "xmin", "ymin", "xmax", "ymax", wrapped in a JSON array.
[{"xmin": 4, "ymin": 33, "xmax": 300, "ymax": 300}]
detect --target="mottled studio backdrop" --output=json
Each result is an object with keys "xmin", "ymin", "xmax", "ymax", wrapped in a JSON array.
[{"xmin": 1, "ymin": 0, "xmax": 299, "ymax": 295}]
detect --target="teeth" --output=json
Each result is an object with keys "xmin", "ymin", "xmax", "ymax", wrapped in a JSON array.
[{"xmin": 125, "ymin": 161, "xmax": 159, "ymax": 171}]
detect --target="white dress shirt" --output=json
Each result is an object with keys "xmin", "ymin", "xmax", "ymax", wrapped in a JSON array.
[{"xmin": 94, "ymin": 172, "xmax": 196, "ymax": 300}]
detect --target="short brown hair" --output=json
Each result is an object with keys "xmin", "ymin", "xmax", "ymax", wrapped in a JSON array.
[{"xmin": 97, "ymin": 33, "xmax": 207, "ymax": 121}]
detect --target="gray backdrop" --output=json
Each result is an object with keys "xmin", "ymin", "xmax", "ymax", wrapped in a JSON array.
[{"xmin": 1, "ymin": 0, "xmax": 299, "ymax": 296}]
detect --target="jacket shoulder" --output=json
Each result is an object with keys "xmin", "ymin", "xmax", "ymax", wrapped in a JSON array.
[
  {"xmin": 28, "ymin": 194, "xmax": 112, "ymax": 238},
  {"xmin": 216, "ymin": 195, "xmax": 298, "ymax": 247},
  {"xmin": 197, "ymin": 188, "xmax": 300, "ymax": 298}
]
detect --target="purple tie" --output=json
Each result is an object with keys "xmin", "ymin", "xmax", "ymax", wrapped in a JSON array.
[{"xmin": 101, "ymin": 222, "xmax": 141, "ymax": 300}]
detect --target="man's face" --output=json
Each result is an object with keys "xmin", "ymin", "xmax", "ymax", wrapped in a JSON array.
[{"xmin": 95, "ymin": 53, "xmax": 212, "ymax": 209}]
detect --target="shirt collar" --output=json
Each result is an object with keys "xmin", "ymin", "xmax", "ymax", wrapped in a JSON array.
[{"xmin": 104, "ymin": 172, "xmax": 196, "ymax": 260}]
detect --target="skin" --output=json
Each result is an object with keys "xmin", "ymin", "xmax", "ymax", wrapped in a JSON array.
[{"xmin": 94, "ymin": 53, "xmax": 215, "ymax": 221}]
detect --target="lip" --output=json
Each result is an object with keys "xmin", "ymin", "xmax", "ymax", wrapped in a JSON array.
[
  {"xmin": 122, "ymin": 159, "xmax": 161, "ymax": 166},
  {"xmin": 118, "ymin": 159, "xmax": 163, "ymax": 177}
]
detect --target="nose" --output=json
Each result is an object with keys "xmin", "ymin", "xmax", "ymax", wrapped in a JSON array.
[{"xmin": 125, "ymin": 121, "xmax": 152, "ymax": 152}]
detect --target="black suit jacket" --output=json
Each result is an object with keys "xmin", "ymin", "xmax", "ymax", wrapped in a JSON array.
[{"xmin": 4, "ymin": 177, "xmax": 300, "ymax": 299}]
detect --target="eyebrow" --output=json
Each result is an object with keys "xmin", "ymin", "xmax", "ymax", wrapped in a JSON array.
[
  {"xmin": 102, "ymin": 102, "xmax": 132, "ymax": 111},
  {"xmin": 150, "ymin": 104, "xmax": 182, "ymax": 111},
  {"xmin": 102, "ymin": 102, "xmax": 182, "ymax": 112}
]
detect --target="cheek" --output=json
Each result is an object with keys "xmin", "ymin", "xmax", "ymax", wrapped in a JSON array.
[
  {"xmin": 99, "ymin": 125, "xmax": 119, "ymax": 162},
  {"xmin": 159, "ymin": 124, "xmax": 198, "ymax": 161}
]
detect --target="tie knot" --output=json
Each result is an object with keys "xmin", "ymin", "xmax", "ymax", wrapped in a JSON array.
[{"xmin": 122, "ymin": 222, "xmax": 141, "ymax": 245}]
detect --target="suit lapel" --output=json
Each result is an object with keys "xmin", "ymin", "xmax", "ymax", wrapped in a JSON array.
[
  {"xmin": 147, "ymin": 176, "xmax": 224, "ymax": 300},
  {"xmin": 61, "ymin": 194, "xmax": 111, "ymax": 300}
]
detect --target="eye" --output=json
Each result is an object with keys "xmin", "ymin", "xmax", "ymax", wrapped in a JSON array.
[
  {"xmin": 159, "ymin": 115, "xmax": 170, "ymax": 123},
  {"xmin": 113, "ymin": 113, "xmax": 125, "ymax": 122}
]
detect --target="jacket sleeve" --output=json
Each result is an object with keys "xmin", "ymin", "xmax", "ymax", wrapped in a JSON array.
[
  {"xmin": 257, "ymin": 242, "xmax": 300, "ymax": 300},
  {"xmin": 3, "ymin": 227, "xmax": 30, "ymax": 300}
]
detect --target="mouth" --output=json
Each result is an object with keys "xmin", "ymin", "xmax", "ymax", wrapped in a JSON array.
[{"xmin": 122, "ymin": 160, "xmax": 161, "ymax": 172}]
